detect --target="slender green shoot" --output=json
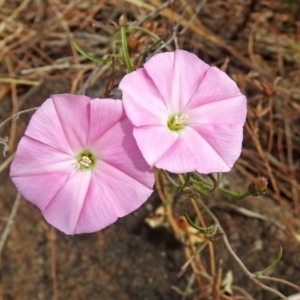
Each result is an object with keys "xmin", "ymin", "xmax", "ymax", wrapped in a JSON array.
[
  {"xmin": 184, "ymin": 203, "xmax": 207, "ymax": 233},
  {"xmin": 255, "ymin": 244, "xmax": 283, "ymax": 277},
  {"xmin": 73, "ymin": 42, "xmax": 111, "ymax": 63},
  {"xmin": 120, "ymin": 27, "xmax": 133, "ymax": 72}
]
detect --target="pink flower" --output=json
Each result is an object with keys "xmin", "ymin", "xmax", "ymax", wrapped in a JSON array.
[
  {"xmin": 119, "ymin": 50, "xmax": 247, "ymax": 174},
  {"xmin": 10, "ymin": 94, "xmax": 154, "ymax": 234}
]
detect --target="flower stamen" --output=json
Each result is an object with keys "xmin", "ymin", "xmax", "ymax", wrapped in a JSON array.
[
  {"xmin": 76, "ymin": 150, "xmax": 97, "ymax": 171},
  {"xmin": 168, "ymin": 113, "xmax": 188, "ymax": 132},
  {"xmin": 80, "ymin": 155, "xmax": 92, "ymax": 167}
]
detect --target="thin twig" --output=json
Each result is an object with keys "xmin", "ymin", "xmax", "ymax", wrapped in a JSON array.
[
  {"xmin": 50, "ymin": 227, "xmax": 58, "ymax": 300},
  {"xmin": 0, "ymin": 77, "xmax": 40, "ymax": 86},
  {"xmin": 258, "ymin": 275, "xmax": 300, "ymax": 292},
  {"xmin": 210, "ymin": 202, "xmax": 286, "ymax": 231},
  {"xmin": 0, "ymin": 153, "xmax": 14, "ymax": 173},
  {"xmin": 177, "ymin": 240, "xmax": 209, "ymax": 278},
  {"xmin": 0, "ymin": 193, "xmax": 22, "ymax": 257},
  {"xmin": 76, "ymin": 63, "xmax": 104, "ymax": 95},
  {"xmin": 0, "ymin": 107, "xmax": 38, "ymax": 130},
  {"xmin": 20, "ymin": 63, "xmax": 93, "ymax": 75},
  {"xmin": 181, "ymin": 273, "xmax": 196, "ymax": 300},
  {"xmin": 135, "ymin": 0, "xmax": 172, "ymax": 26},
  {"xmin": 232, "ymin": 285, "xmax": 256, "ymax": 300},
  {"xmin": 179, "ymin": 0, "xmax": 207, "ymax": 35},
  {"xmin": 153, "ymin": 0, "xmax": 188, "ymax": 54}
]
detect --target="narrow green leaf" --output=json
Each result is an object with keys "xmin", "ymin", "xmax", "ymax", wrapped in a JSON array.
[
  {"xmin": 120, "ymin": 27, "xmax": 133, "ymax": 73},
  {"xmin": 73, "ymin": 42, "xmax": 111, "ymax": 63},
  {"xmin": 256, "ymin": 243, "xmax": 283, "ymax": 276}
]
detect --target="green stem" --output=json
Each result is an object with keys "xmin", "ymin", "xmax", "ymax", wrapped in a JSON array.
[
  {"xmin": 218, "ymin": 188, "xmax": 251, "ymax": 201},
  {"xmin": 190, "ymin": 175, "xmax": 250, "ymax": 200}
]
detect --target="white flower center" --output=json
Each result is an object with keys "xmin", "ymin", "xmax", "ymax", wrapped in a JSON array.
[{"xmin": 79, "ymin": 155, "xmax": 92, "ymax": 167}]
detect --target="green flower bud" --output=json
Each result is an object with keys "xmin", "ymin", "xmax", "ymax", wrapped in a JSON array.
[{"xmin": 248, "ymin": 175, "xmax": 268, "ymax": 196}]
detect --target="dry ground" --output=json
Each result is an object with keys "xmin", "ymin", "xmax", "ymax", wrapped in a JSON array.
[{"xmin": 0, "ymin": 0, "xmax": 300, "ymax": 299}]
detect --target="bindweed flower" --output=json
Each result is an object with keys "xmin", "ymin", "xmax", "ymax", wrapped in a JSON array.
[
  {"xmin": 119, "ymin": 50, "xmax": 247, "ymax": 174},
  {"xmin": 10, "ymin": 94, "xmax": 154, "ymax": 234}
]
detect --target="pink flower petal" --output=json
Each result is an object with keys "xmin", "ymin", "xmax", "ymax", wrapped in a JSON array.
[
  {"xmin": 187, "ymin": 95, "xmax": 247, "ymax": 126},
  {"xmin": 143, "ymin": 50, "xmax": 210, "ymax": 112},
  {"xmin": 11, "ymin": 172, "xmax": 72, "ymax": 211},
  {"xmin": 75, "ymin": 163, "xmax": 153, "ymax": 234},
  {"xmin": 10, "ymin": 135, "xmax": 76, "ymax": 210},
  {"xmin": 92, "ymin": 117, "xmax": 154, "ymax": 188},
  {"xmin": 24, "ymin": 97, "xmax": 72, "ymax": 154},
  {"xmin": 133, "ymin": 125, "xmax": 178, "ymax": 166},
  {"xmin": 119, "ymin": 68, "xmax": 168, "ymax": 127},
  {"xmin": 10, "ymin": 137, "xmax": 74, "ymax": 177},
  {"xmin": 42, "ymin": 171, "xmax": 93, "ymax": 234},
  {"xmin": 43, "ymin": 160, "xmax": 154, "ymax": 235},
  {"xmin": 50, "ymin": 94, "xmax": 91, "ymax": 150},
  {"xmin": 185, "ymin": 67, "xmax": 242, "ymax": 110},
  {"xmin": 190, "ymin": 123, "xmax": 244, "ymax": 172},
  {"xmin": 25, "ymin": 94, "xmax": 91, "ymax": 152},
  {"xmin": 153, "ymin": 131, "xmax": 200, "ymax": 173},
  {"xmin": 142, "ymin": 52, "xmax": 174, "ymax": 111},
  {"xmin": 87, "ymin": 98, "xmax": 125, "ymax": 144},
  {"xmin": 72, "ymin": 173, "xmax": 119, "ymax": 234},
  {"xmin": 153, "ymin": 127, "xmax": 230, "ymax": 173},
  {"xmin": 42, "ymin": 158, "xmax": 154, "ymax": 235},
  {"xmin": 94, "ymin": 163, "xmax": 153, "ymax": 215}
]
